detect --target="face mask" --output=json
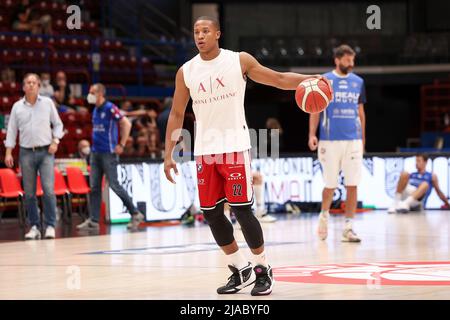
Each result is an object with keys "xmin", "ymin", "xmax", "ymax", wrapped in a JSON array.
[
  {"xmin": 42, "ymin": 80, "xmax": 50, "ymax": 86},
  {"xmin": 81, "ymin": 147, "xmax": 90, "ymax": 155},
  {"xmin": 87, "ymin": 93, "xmax": 97, "ymax": 104}
]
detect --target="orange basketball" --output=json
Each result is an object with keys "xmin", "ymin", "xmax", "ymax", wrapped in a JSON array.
[{"xmin": 295, "ymin": 78, "xmax": 332, "ymax": 113}]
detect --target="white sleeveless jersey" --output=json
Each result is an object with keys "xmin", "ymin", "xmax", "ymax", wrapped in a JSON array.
[{"xmin": 182, "ymin": 49, "xmax": 251, "ymax": 156}]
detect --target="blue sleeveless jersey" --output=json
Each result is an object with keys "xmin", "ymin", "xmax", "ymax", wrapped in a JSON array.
[
  {"xmin": 409, "ymin": 171, "xmax": 433, "ymax": 205},
  {"xmin": 319, "ymin": 71, "xmax": 366, "ymax": 140}
]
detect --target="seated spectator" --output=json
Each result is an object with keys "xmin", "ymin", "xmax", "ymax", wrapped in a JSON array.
[
  {"xmin": 388, "ymin": 153, "xmax": 450, "ymax": 213},
  {"xmin": 39, "ymin": 72, "xmax": 54, "ymax": 98},
  {"xmin": 1, "ymin": 68, "xmax": 16, "ymax": 83},
  {"xmin": 157, "ymin": 97, "xmax": 172, "ymax": 148},
  {"xmin": 122, "ymin": 136, "xmax": 136, "ymax": 157},
  {"xmin": 148, "ymin": 129, "xmax": 161, "ymax": 159},
  {"xmin": 120, "ymin": 100, "xmax": 139, "ymax": 122},
  {"xmin": 266, "ymin": 117, "xmax": 284, "ymax": 150},
  {"xmin": 53, "ymin": 71, "xmax": 76, "ymax": 112},
  {"xmin": 120, "ymin": 100, "xmax": 134, "ymax": 113},
  {"xmin": 146, "ymin": 110, "xmax": 162, "ymax": 158},
  {"xmin": 12, "ymin": 0, "xmax": 52, "ymax": 35},
  {"xmin": 76, "ymin": 105, "xmax": 90, "ymax": 114},
  {"xmin": 74, "ymin": 139, "xmax": 91, "ymax": 164},
  {"xmin": 136, "ymin": 128, "xmax": 150, "ymax": 157}
]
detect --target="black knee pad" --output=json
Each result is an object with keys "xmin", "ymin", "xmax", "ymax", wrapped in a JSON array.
[
  {"xmin": 203, "ymin": 203, "xmax": 235, "ymax": 247},
  {"xmin": 231, "ymin": 205, "xmax": 264, "ymax": 249}
]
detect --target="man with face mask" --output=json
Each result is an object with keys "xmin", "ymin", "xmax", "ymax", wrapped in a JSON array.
[
  {"xmin": 308, "ymin": 44, "xmax": 366, "ymax": 243},
  {"xmin": 39, "ymin": 73, "xmax": 54, "ymax": 98},
  {"xmin": 75, "ymin": 139, "xmax": 91, "ymax": 164},
  {"xmin": 76, "ymin": 83, "xmax": 144, "ymax": 232}
]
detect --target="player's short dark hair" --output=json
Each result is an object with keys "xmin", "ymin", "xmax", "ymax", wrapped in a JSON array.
[
  {"xmin": 417, "ymin": 153, "xmax": 429, "ymax": 162},
  {"xmin": 333, "ymin": 44, "xmax": 356, "ymax": 59},
  {"xmin": 194, "ymin": 16, "xmax": 221, "ymax": 31}
]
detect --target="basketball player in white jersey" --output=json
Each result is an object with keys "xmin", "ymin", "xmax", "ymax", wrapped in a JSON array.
[{"xmin": 164, "ymin": 16, "xmax": 325, "ymax": 296}]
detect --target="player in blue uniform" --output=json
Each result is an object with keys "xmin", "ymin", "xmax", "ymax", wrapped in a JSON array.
[
  {"xmin": 389, "ymin": 153, "xmax": 450, "ymax": 213},
  {"xmin": 308, "ymin": 44, "xmax": 366, "ymax": 242},
  {"xmin": 76, "ymin": 83, "xmax": 144, "ymax": 231}
]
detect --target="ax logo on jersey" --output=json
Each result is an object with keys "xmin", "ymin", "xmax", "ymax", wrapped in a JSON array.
[{"xmin": 197, "ymin": 76, "xmax": 226, "ymax": 94}]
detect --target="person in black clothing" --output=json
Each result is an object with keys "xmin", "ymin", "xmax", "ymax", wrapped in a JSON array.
[{"xmin": 53, "ymin": 71, "xmax": 75, "ymax": 112}]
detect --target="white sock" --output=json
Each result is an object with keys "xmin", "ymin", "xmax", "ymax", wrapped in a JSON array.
[
  {"xmin": 320, "ymin": 210, "xmax": 330, "ymax": 219},
  {"xmin": 226, "ymin": 250, "xmax": 249, "ymax": 270},
  {"xmin": 345, "ymin": 217, "xmax": 353, "ymax": 230},
  {"xmin": 395, "ymin": 193, "xmax": 402, "ymax": 202},
  {"xmin": 253, "ymin": 251, "xmax": 268, "ymax": 268},
  {"xmin": 254, "ymin": 184, "xmax": 264, "ymax": 213}
]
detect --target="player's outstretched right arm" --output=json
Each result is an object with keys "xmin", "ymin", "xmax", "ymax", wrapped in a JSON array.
[{"xmin": 164, "ymin": 67, "xmax": 190, "ymax": 184}]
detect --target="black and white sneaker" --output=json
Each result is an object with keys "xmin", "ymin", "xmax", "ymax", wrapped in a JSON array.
[
  {"xmin": 217, "ymin": 262, "xmax": 256, "ymax": 294},
  {"xmin": 251, "ymin": 265, "xmax": 274, "ymax": 296}
]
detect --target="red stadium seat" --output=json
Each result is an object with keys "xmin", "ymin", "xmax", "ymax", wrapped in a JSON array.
[
  {"xmin": 13, "ymin": 50, "xmax": 24, "ymax": 64},
  {"xmin": 25, "ymin": 50, "xmax": 36, "ymax": 63},
  {"xmin": 66, "ymin": 167, "xmax": 90, "ymax": 194},
  {"xmin": 0, "ymin": 96, "xmax": 13, "ymax": 112},
  {"xmin": 0, "ymin": 34, "xmax": 10, "ymax": 47},
  {"xmin": 8, "ymin": 82, "xmax": 20, "ymax": 94},
  {"xmin": 48, "ymin": 36, "xmax": 55, "ymax": 47},
  {"xmin": 0, "ymin": 168, "xmax": 26, "ymax": 226},
  {"xmin": 101, "ymin": 40, "xmax": 112, "ymax": 51},
  {"xmin": 54, "ymin": 168, "xmax": 70, "ymax": 197},
  {"xmin": 54, "ymin": 167, "xmax": 72, "ymax": 223},
  {"xmin": 65, "ymin": 166, "xmax": 90, "ymax": 219},
  {"xmin": 74, "ymin": 112, "xmax": 91, "ymax": 124},
  {"xmin": 0, "ymin": 14, "xmax": 8, "ymax": 30},
  {"xmin": 36, "ymin": 175, "xmax": 44, "ymax": 197},
  {"xmin": 73, "ymin": 52, "xmax": 89, "ymax": 66},
  {"xmin": 23, "ymin": 36, "xmax": 33, "ymax": 49},
  {"xmin": 81, "ymin": 39, "xmax": 91, "ymax": 51}
]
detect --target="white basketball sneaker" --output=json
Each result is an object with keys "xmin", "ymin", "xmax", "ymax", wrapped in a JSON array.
[
  {"xmin": 342, "ymin": 228, "xmax": 361, "ymax": 242},
  {"xmin": 387, "ymin": 206, "xmax": 397, "ymax": 214},
  {"xmin": 44, "ymin": 226, "xmax": 55, "ymax": 239},
  {"xmin": 25, "ymin": 226, "xmax": 41, "ymax": 240},
  {"xmin": 76, "ymin": 218, "xmax": 99, "ymax": 230},
  {"xmin": 396, "ymin": 201, "xmax": 410, "ymax": 214},
  {"xmin": 256, "ymin": 209, "xmax": 277, "ymax": 223},
  {"xmin": 317, "ymin": 213, "xmax": 328, "ymax": 240}
]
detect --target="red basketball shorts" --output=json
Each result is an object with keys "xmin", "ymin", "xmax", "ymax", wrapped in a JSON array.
[{"xmin": 196, "ymin": 150, "xmax": 254, "ymax": 211}]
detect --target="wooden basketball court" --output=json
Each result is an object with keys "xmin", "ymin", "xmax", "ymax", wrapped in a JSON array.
[{"xmin": 1, "ymin": 210, "xmax": 450, "ymax": 300}]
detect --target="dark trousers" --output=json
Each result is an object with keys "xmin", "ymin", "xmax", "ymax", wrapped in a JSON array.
[{"xmin": 89, "ymin": 152, "xmax": 137, "ymax": 222}]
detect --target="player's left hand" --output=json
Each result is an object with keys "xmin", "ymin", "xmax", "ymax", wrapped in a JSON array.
[
  {"xmin": 48, "ymin": 143, "xmax": 58, "ymax": 155},
  {"xmin": 311, "ymin": 75, "xmax": 333, "ymax": 96},
  {"xmin": 115, "ymin": 144, "xmax": 124, "ymax": 155},
  {"xmin": 164, "ymin": 157, "xmax": 179, "ymax": 184}
]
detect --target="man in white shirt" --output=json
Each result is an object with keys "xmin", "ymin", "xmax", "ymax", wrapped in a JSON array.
[{"xmin": 4, "ymin": 73, "xmax": 64, "ymax": 240}]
